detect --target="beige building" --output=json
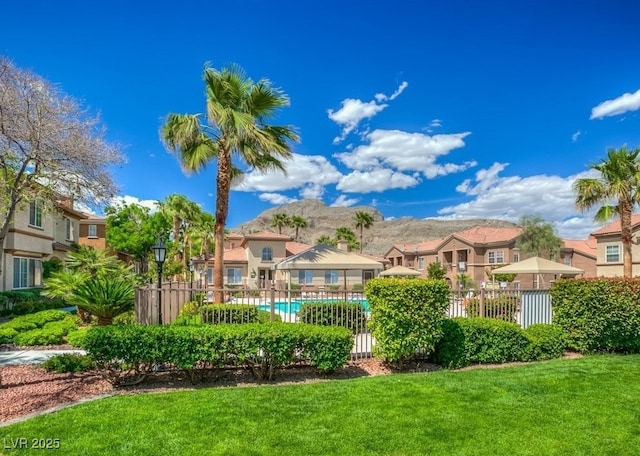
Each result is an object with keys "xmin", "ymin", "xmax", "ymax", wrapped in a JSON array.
[
  {"xmin": 1, "ymin": 198, "xmax": 87, "ymax": 291},
  {"xmin": 591, "ymin": 214, "xmax": 640, "ymax": 277},
  {"xmin": 192, "ymin": 231, "xmax": 387, "ymax": 289},
  {"xmin": 385, "ymin": 226, "xmax": 596, "ymax": 289}
]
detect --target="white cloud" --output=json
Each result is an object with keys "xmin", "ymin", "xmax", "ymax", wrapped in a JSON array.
[
  {"xmin": 337, "ymin": 168, "xmax": 419, "ymax": 193},
  {"xmin": 258, "ymin": 193, "xmax": 297, "ymax": 205},
  {"xmin": 571, "ymin": 130, "xmax": 582, "ymax": 142},
  {"xmin": 335, "ymin": 129, "xmax": 475, "ymax": 178},
  {"xmin": 331, "ymin": 194, "xmax": 360, "ymax": 207},
  {"xmin": 438, "ymin": 165, "xmax": 602, "ymax": 238},
  {"xmin": 328, "ymin": 81, "xmax": 408, "ymax": 144},
  {"xmin": 300, "ymin": 183, "xmax": 325, "ymax": 200},
  {"xmin": 590, "ymin": 88, "xmax": 640, "ymax": 119},
  {"xmin": 108, "ymin": 195, "xmax": 159, "ymax": 212},
  {"xmin": 233, "ymin": 153, "xmax": 342, "ymax": 192}
]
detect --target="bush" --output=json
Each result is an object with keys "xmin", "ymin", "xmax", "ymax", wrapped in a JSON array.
[
  {"xmin": 113, "ymin": 309, "xmax": 136, "ymax": 325},
  {"xmin": 23, "ymin": 309, "xmax": 68, "ymax": 328},
  {"xmin": 551, "ymin": 278, "xmax": 640, "ymax": 353},
  {"xmin": 1, "ymin": 318, "xmax": 37, "ymax": 333},
  {"xmin": 366, "ymin": 278, "xmax": 450, "ymax": 365},
  {"xmin": 42, "ymin": 353, "xmax": 96, "ymax": 373},
  {"xmin": 523, "ymin": 324, "xmax": 566, "ymax": 361},
  {"xmin": 14, "ymin": 328, "xmax": 65, "ymax": 346},
  {"xmin": 433, "ymin": 318, "xmax": 530, "ymax": 368},
  {"xmin": 83, "ymin": 323, "xmax": 352, "ymax": 385},
  {"xmin": 0, "ymin": 290, "xmax": 65, "ymax": 316},
  {"xmin": 465, "ymin": 295, "xmax": 519, "ymax": 322},
  {"xmin": 298, "ymin": 301, "xmax": 367, "ymax": 333},
  {"xmin": 0, "ymin": 327, "xmax": 18, "ymax": 344},
  {"xmin": 66, "ymin": 328, "xmax": 90, "ymax": 347},
  {"xmin": 201, "ymin": 304, "xmax": 267, "ymax": 324}
]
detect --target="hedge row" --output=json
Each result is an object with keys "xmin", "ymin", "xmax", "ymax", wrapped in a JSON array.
[
  {"xmin": 82, "ymin": 322, "xmax": 353, "ymax": 385},
  {"xmin": 298, "ymin": 301, "xmax": 367, "ymax": 334},
  {"xmin": 174, "ymin": 303, "xmax": 281, "ymax": 325},
  {"xmin": 0, "ymin": 309, "xmax": 75, "ymax": 345},
  {"xmin": 551, "ymin": 278, "xmax": 640, "ymax": 353},
  {"xmin": 0, "ymin": 290, "xmax": 66, "ymax": 317},
  {"xmin": 432, "ymin": 318, "xmax": 566, "ymax": 368}
]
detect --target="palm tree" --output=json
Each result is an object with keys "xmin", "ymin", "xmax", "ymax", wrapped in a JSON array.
[
  {"xmin": 574, "ymin": 145, "xmax": 640, "ymax": 277},
  {"xmin": 271, "ymin": 213, "xmax": 290, "ymax": 235},
  {"xmin": 157, "ymin": 194, "xmax": 201, "ymax": 278},
  {"xmin": 354, "ymin": 211, "xmax": 374, "ymax": 254},
  {"xmin": 161, "ymin": 64, "xmax": 298, "ymax": 296},
  {"xmin": 316, "ymin": 235, "xmax": 336, "ymax": 246},
  {"xmin": 67, "ymin": 277, "xmax": 135, "ymax": 325},
  {"xmin": 335, "ymin": 226, "xmax": 359, "ymax": 252},
  {"xmin": 289, "ymin": 215, "xmax": 308, "ymax": 241}
]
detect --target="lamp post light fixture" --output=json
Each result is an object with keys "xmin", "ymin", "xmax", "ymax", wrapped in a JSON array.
[
  {"xmin": 198, "ymin": 266, "xmax": 205, "ymax": 290},
  {"xmin": 152, "ymin": 236, "xmax": 167, "ymax": 325}
]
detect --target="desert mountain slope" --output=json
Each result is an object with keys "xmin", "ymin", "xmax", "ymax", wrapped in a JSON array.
[{"xmin": 231, "ymin": 199, "xmax": 517, "ymax": 257}]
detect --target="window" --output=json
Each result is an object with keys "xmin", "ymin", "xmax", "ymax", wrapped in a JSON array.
[
  {"xmin": 29, "ymin": 201, "xmax": 42, "ymax": 227},
  {"xmin": 605, "ymin": 245, "xmax": 621, "ymax": 263},
  {"xmin": 13, "ymin": 257, "xmax": 42, "ymax": 289},
  {"xmin": 563, "ymin": 255, "xmax": 572, "ymax": 266},
  {"xmin": 324, "ymin": 270, "xmax": 339, "ymax": 285},
  {"xmin": 298, "ymin": 270, "xmax": 313, "ymax": 285},
  {"xmin": 88, "ymin": 224, "xmax": 98, "ymax": 238},
  {"xmin": 65, "ymin": 217, "xmax": 74, "ymax": 241},
  {"xmin": 513, "ymin": 250, "xmax": 520, "ymax": 263},
  {"xmin": 488, "ymin": 250, "xmax": 504, "ymax": 264},
  {"xmin": 261, "ymin": 246, "xmax": 273, "ymax": 261},
  {"xmin": 226, "ymin": 267, "xmax": 242, "ymax": 285},
  {"xmin": 417, "ymin": 257, "xmax": 425, "ymax": 270}
]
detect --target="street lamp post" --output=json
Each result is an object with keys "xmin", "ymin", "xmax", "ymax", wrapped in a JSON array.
[
  {"xmin": 188, "ymin": 260, "xmax": 194, "ymax": 300},
  {"xmin": 152, "ymin": 236, "xmax": 167, "ymax": 325},
  {"xmin": 198, "ymin": 266, "xmax": 205, "ymax": 290}
]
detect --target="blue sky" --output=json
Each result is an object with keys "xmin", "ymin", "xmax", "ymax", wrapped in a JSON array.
[{"xmin": 3, "ymin": 0, "xmax": 640, "ymax": 240}]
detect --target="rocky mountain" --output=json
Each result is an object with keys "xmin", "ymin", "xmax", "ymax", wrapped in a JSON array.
[{"xmin": 231, "ymin": 199, "xmax": 518, "ymax": 257}]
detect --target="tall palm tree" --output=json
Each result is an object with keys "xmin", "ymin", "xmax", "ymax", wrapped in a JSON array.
[
  {"xmin": 335, "ymin": 226, "xmax": 359, "ymax": 252},
  {"xmin": 354, "ymin": 211, "xmax": 374, "ymax": 254},
  {"xmin": 271, "ymin": 213, "xmax": 290, "ymax": 235},
  {"xmin": 316, "ymin": 235, "xmax": 336, "ymax": 246},
  {"xmin": 157, "ymin": 194, "xmax": 201, "ymax": 277},
  {"xmin": 574, "ymin": 145, "xmax": 640, "ymax": 277},
  {"xmin": 162, "ymin": 64, "xmax": 298, "ymax": 295},
  {"xmin": 289, "ymin": 215, "xmax": 307, "ymax": 241}
]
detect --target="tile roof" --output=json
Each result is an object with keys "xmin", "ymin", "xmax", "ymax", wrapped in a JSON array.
[
  {"xmin": 454, "ymin": 226, "xmax": 523, "ymax": 244},
  {"xmin": 590, "ymin": 214, "xmax": 640, "ymax": 236},
  {"xmin": 285, "ymin": 241, "xmax": 312, "ymax": 256},
  {"xmin": 240, "ymin": 231, "xmax": 292, "ymax": 245},
  {"xmin": 223, "ymin": 247, "xmax": 247, "ymax": 262},
  {"xmin": 389, "ymin": 238, "xmax": 445, "ymax": 255},
  {"xmin": 563, "ymin": 236, "xmax": 597, "ymax": 258}
]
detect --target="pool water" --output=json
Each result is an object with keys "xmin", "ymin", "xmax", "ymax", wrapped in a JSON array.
[{"xmin": 258, "ymin": 300, "xmax": 369, "ymax": 314}]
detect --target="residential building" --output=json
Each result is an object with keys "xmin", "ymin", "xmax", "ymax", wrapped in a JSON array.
[
  {"xmin": 78, "ymin": 213, "xmax": 107, "ymax": 250},
  {"xmin": 591, "ymin": 214, "xmax": 640, "ymax": 277},
  {"xmin": 1, "ymin": 197, "xmax": 87, "ymax": 291},
  {"xmin": 561, "ymin": 237, "xmax": 597, "ymax": 277},
  {"xmin": 192, "ymin": 231, "xmax": 387, "ymax": 289}
]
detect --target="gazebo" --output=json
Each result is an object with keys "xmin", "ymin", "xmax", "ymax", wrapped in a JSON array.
[{"xmin": 378, "ymin": 265, "xmax": 421, "ymax": 277}]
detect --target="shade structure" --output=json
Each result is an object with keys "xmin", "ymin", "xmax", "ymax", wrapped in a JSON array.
[
  {"xmin": 378, "ymin": 265, "xmax": 421, "ymax": 277},
  {"xmin": 272, "ymin": 244, "xmax": 384, "ymax": 271},
  {"xmin": 490, "ymin": 256, "xmax": 584, "ymax": 276}
]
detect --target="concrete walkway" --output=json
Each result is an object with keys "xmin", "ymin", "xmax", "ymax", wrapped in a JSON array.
[{"xmin": 0, "ymin": 349, "xmax": 86, "ymax": 366}]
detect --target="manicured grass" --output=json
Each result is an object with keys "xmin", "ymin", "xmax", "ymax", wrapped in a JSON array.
[{"xmin": 2, "ymin": 355, "xmax": 640, "ymax": 455}]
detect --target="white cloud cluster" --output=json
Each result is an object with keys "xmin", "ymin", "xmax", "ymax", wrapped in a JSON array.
[
  {"xmin": 438, "ymin": 165, "xmax": 601, "ymax": 239},
  {"xmin": 258, "ymin": 193, "xmax": 297, "ymax": 205},
  {"xmin": 337, "ymin": 168, "xmax": 419, "ymax": 193},
  {"xmin": 590, "ymin": 88, "xmax": 640, "ymax": 119},
  {"xmin": 571, "ymin": 130, "xmax": 582, "ymax": 142},
  {"xmin": 331, "ymin": 194, "xmax": 360, "ymax": 207},
  {"xmin": 328, "ymin": 81, "xmax": 408, "ymax": 144},
  {"xmin": 108, "ymin": 195, "xmax": 159, "ymax": 212}
]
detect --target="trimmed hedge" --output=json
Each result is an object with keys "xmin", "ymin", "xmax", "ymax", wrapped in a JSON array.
[
  {"xmin": 83, "ymin": 322, "xmax": 353, "ymax": 385},
  {"xmin": 298, "ymin": 301, "xmax": 367, "ymax": 333},
  {"xmin": 366, "ymin": 278, "xmax": 450, "ymax": 365},
  {"xmin": 12, "ymin": 319, "xmax": 77, "ymax": 346},
  {"xmin": 551, "ymin": 278, "xmax": 640, "ymax": 353},
  {"xmin": 0, "ymin": 310, "xmax": 77, "ymax": 345},
  {"xmin": 42, "ymin": 353, "xmax": 96, "ymax": 373},
  {"xmin": 66, "ymin": 328, "xmax": 90, "ymax": 347},
  {"xmin": 433, "ymin": 318, "xmax": 531, "ymax": 368},
  {"xmin": 523, "ymin": 324, "xmax": 566, "ymax": 361},
  {"xmin": 0, "ymin": 289, "xmax": 65, "ymax": 316},
  {"xmin": 200, "ymin": 304, "xmax": 278, "ymax": 324}
]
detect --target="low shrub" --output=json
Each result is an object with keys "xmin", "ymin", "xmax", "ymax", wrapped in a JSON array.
[
  {"xmin": 0, "ymin": 327, "xmax": 18, "ymax": 344},
  {"xmin": 113, "ymin": 309, "xmax": 136, "ymax": 325},
  {"xmin": 465, "ymin": 295, "xmax": 519, "ymax": 322},
  {"xmin": 0, "ymin": 290, "xmax": 65, "ymax": 316},
  {"xmin": 298, "ymin": 301, "xmax": 367, "ymax": 333},
  {"xmin": 1, "ymin": 319, "xmax": 37, "ymax": 333},
  {"xmin": 83, "ymin": 322, "xmax": 352, "ymax": 385},
  {"xmin": 42, "ymin": 353, "xmax": 96, "ymax": 373},
  {"xmin": 200, "ymin": 304, "xmax": 281, "ymax": 324},
  {"xmin": 66, "ymin": 328, "xmax": 90, "ymax": 347},
  {"xmin": 433, "ymin": 318, "xmax": 530, "ymax": 368},
  {"xmin": 13, "ymin": 328, "xmax": 65, "ymax": 346},
  {"xmin": 23, "ymin": 309, "xmax": 68, "ymax": 328},
  {"xmin": 523, "ymin": 324, "xmax": 566, "ymax": 361}
]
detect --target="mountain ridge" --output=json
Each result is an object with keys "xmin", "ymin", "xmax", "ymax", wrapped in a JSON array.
[{"xmin": 231, "ymin": 199, "xmax": 518, "ymax": 257}]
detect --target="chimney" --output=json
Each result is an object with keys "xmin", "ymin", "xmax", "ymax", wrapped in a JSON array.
[{"xmin": 337, "ymin": 240, "xmax": 350, "ymax": 252}]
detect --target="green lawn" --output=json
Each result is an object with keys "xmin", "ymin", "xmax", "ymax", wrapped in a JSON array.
[{"xmin": 2, "ymin": 355, "xmax": 640, "ymax": 455}]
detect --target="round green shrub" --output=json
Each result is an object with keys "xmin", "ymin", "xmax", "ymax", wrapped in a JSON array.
[
  {"xmin": 113, "ymin": 309, "xmax": 136, "ymax": 325},
  {"xmin": 524, "ymin": 324, "xmax": 566, "ymax": 361},
  {"xmin": 2, "ymin": 318, "xmax": 37, "ymax": 332},
  {"xmin": 298, "ymin": 301, "xmax": 366, "ymax": 333},
  {"xmin": 0, "ymin": 326, "xmax": 18, "ymax": 344},
  {"xmin": 66, "ymin": 328, "xmax": 90, "ymax": 347},
  {"xmin": 42, "ymin": 353, "xmax": 95, "ymax": 373},
  {"xmin": 13, "ymin": 328, "xmax": 65, "ymax": 346},
  {"xmin": 24, "ymin": 309, "xmax": 68, "ymax": 328}
]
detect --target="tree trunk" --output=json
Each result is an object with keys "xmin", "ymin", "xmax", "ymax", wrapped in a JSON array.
[
  {"xmin": 214, "ymin": 146, "xmax": 232, "ymax": 302},
  {"xmin": 621, "ymin": 202, "xmax": 633, "ymax": 278}
]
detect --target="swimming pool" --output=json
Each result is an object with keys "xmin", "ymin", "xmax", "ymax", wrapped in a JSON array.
[{"xmin": 258, "ymin": 299, "xmax": 369, "ymax": 314}]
